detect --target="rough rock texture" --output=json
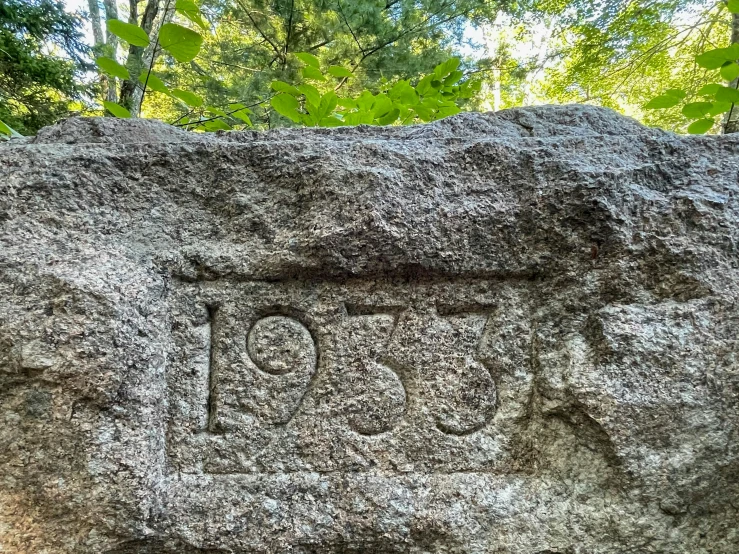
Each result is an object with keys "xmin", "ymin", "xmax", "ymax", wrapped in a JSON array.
[{"xmin": 1, "ymin": 105, "xmax": 738, "ymax": 553}]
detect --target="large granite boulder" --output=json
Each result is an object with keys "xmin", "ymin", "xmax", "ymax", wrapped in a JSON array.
[{"xmin": 1, "ymin": 105, "xmax": 738, "ymax": 553}]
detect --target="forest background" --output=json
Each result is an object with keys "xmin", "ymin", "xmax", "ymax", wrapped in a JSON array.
[{"xmin": 1, "ymin": 0, "xmax": 735, "ymax": 136}]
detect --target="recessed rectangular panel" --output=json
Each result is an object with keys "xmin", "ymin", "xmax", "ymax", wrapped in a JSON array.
[{"xmin": 167, "ymin": 279, "xmax": 533, "ymax": 474}]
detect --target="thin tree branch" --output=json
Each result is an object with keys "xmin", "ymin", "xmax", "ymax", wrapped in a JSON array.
[
  {"xmin": 337, "ymin": 0, "xmax": 364, "ymax": 55},
  {"xmin": 170, "ymin": 108, "xmax": 196, "ymax": 125},
  {"xmin": 334, "ymin": 3, "xmax": 467, "ymax": 92},
  {"xmin": 234, "ymin": 0, "xmax": 284, "ymax": 63},
  {"xmin": 139, "ymin": 0, "xmax": 174, "ymax": 113},
  {"xmin": 284, "ymin": 0, "xmax": 295, "ymax": 64},
  {"xmin": 307, "ymin": 39, "xmax": 333, "ymax": 51},
  {"xmin": 200, "ymin": 58, "xmax": 265, "ymax": 73},
  {"xmin": 174, "ymin": 96, "xmax": 274, "ymax": 127}
]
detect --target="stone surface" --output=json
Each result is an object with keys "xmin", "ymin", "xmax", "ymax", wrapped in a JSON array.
[{"xmin": 1, "ymin": 105, "xmax": 738, "ymax": 553}]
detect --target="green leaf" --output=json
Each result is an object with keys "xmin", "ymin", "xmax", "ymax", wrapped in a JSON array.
[
  {"xmin": 342, "ymin": 111, "xmax": 362, "ymax": 126},
  {"xmin": 413, "ymin": 105, "xmax": 434, "ymax": 122},
  {"xmin": 327, "ymin": 65, "xmax": 353, "ymax": 78},
  {"xmin": 696, "ymin": 45, "xmax": 739, "ymax": 70},
  {"xmin": 229, "ymin": 102, "xmax": 252, "ymax": 113},
  {"xmin": 708, "ymin": 101, "xmax": 732, "ymax": 116},
  {"xmin": 206, "ymin": 106, "xmax": 229, "ymax": 117},
  {"xmin": 697, "ymin": 84, "xmax": 722, "ymax": 96},
  {"xmin": 0, "ymin": 119, "xmax": 21, "ymax": 138},
  {"xmin": 203, "ymin": 119, "xmax": 231, "ymax": 131},
  {"xmin": 298, "ymin": 84, "xmax": 320, "ymax": 106},
  {"xmin": 231, "ymin": 108, "xmax": 252, "ymax": 126},
  {"xmin": 444, "ymin": 70, "xmax": 464, "ymax": 86},
  {"xmin": 271, "ymin": 81, "xmax": 301, "ymax": 95},
  {"xmin": 295, "ymin": 52, "xmax": 320, "ymax": 68},
  {"xmin": 681, "ymin": 102, "xmax": 713, "ymax": 119},
  {"xmin": 687, "ymin": 118, "xmax": 714, "ymax": 134},
  {"xmin": 318, "ymin": 116, "xmax": 344, "ymax": 127},
  {"xmin": 695, "ymin": 51, "xmax": 725, "ymax": 70},
  {"xmin": 644, "ymin": 95, "xmax": 681, "ymax": 109},
  {"xmin": 103, "ymin": 101, "xmax": 131, "ymax": 118},
  {"xmin": 301, "ymin": 66, "xmax": 325, "ymax": 81},
  {"xmin": 715, "ymin": 86, "xmax": 739, "ymax": 103},
  {"xmin": 175, "ymin": 0, "xmax": 208, "ymax": 30},
  {"xmin": 171, "ymin": 89, "xmax": 203, "ymax": 107},
  {"xmin": 95, "ymin": 56, "xmax": 130, "ymax": 79},
  {"xmin": 729, "ymin": 0, "xmax": 739, "ymax": 13},
  {"xmin": 159, "ymin": 23, "xmax": 203, "ymax": 62},
  {"xmin": 355, "ymin": 90, "xmax": 375, "ymax": 112},
  {"xmin": 721, "ymin": 61, "xmax": 739, "ymax": 81},
  {"xmin": 376, "ymin": 107, "xmax": 399, "ymax": 125},
  {"xmin": 271, "ymin": 93, "xmax": 302, "ymax": 123},
  {"xmin": 318, "ymin": 91, "xmax": 338, "ymax": 120},
  {"xmin": 139, "ymin": 72, "xmax": 170, "ymax": 94},
  {"xmin": 107, "ymin": 19, "xmax": 150, "ymax": 46},
  {"xmin": 434, "ymin": 58, "xmax": 460, "ymax": 79},
  {"xmin": 416, "ymin": 75, "xmax": 434, "ymax": 96},
  {"xmin": 371, "ymin": 93, "xmax": 393, "ymax": 118},
  {"xmin": 468, "ymin": 79, "xmax": 482, "ymax": 95},
  {"xmin": 421, "ymin": 97, "xmax": 445, "ymax": 110},
  {"xmin": 437, "ymin": 103, "xmax": 461, "ymax": 119},
  {"xmin": 297, "ymin": 83, "xmax": 321, "ymax": 106},
  {"xmin": 664, "ymin": 88, "xmax": 686, "ymax": 99},
  {"xmin": 389, "ymin": 80, "xmax": 417, "ymax": 105},
  {"xmin": 337, "ymin": 98, "xmax": 357, "ymax": 109}
]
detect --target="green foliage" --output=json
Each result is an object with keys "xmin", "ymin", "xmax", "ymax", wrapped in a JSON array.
[
  {"xmin": 100, "ymin": 3, "xmax": 207, "ymax": 118},
  {"xmin": 176, "ymin": 0, "xmax": 209, "ymax": 30},
  {"xmin": 271, "ymin": 93, "xmax": 302, "ymax": 122},
  {"xmin": 140, "ymin": 0, "xmax": 496, "ymax": 128},
  {"xmin": 644, "ymin": 89, "xmax": 685, "ymax": 109},
  {"xmin": 687, "ymin": 118, "xmax": 715, "ymax": 135},
  {"xmin": 295, "ymin": 53, "xmax": 320, "ymax": 68},
  {"xmin": 0, "ymin": 118, "xmax": 23, "ymax": 139},
  {"xmin": 0, "ymin": 0, "xmax": 92, "ymax": 134},
  {"xmin": 96, "ymin": 57, "xmax": 130, "ymax": 80},
  {"xmin": 267, "ymin": 56, "xmax": 479, "ymax": 127},
  {"xmin": 158, "ymin": 23, "xmax": 203, "ymax": 63},
  {"xmin": 681, "ymin": 102, "xmax": 712, "ymax": 119},
  {"xmin": 646, "ymin": 37, "xmax": 739, "ymax": 134},
  {"xmin": 172, "ymin": 89, "xmax": 204, "ymax": 107},
  {"xmin": 534, "ymin": 0, "xmax": 724, "ymax": 132},
  {"xmin": 14, "ymin": 0, "xmax": 732, "ymax": 136},
  {"xmin": 103, "ymin": 101, "xmax": 131, "ymax": 118},
  {"xmin": 106, "ymin": 19, "xmax": 151, "ymax": 47},
  {"xmin": 695, "ymin": 45, "xmax": 739, "ymax": 70},
  {"xmin": 140, "ymin": 73, "xmax": 171, "ymax": 95}
]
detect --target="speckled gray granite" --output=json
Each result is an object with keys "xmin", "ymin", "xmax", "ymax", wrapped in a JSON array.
[{"xmin": 1, "ymin": 105, "xmax": 738, "ymax": 553}]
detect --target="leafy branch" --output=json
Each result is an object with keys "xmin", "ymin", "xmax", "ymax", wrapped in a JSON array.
[
  {"xmin": 645, "ymin": 0, "xmax": 739, "ymax": 133},
  {"xmin": 269, "ymin": 56, "xmax": 480, "ymax": 127}
]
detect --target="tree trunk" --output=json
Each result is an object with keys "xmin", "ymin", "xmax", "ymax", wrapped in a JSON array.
[
  {"xmin": 723, "ymin": 12, "xmax": 739, "ymax": 133},
  {"xmin": 131, "ymin": 3, "xmax": 175, "ymax": 115},
  {"xmin": 88, "ymin": 0, "xmax": 115, "ymax": 110},
  {"xmin": 119, "ymin": 0, "xmax": 165, "ymax": 116},
  {"xmin": 492, "ymin": 66, "xmax": 501, "ymax": 112},
  {"xmin": 87, "ymin": 0, "xmax": 104, "ymax": 45},
  {"xmin": 523, "ymin": 18, "xmax": 554, "ymax": 105},
  {"xmin": 102, "ymin": 0, "xmax": 119, "ymax": 103},
  {"xmin": 481, "ymin": 15, "xmax": 502, "ymax": 112}
]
